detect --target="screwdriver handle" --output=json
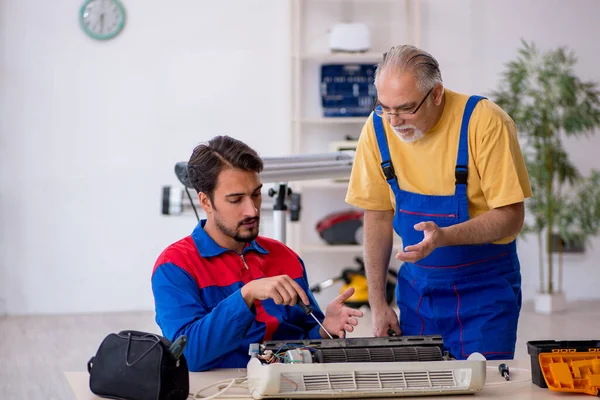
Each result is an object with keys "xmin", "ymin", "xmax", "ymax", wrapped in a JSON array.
[
  {"xmin": 498, "ymin": 363, "xmax": 510, "ymax": 380},
  {"xmin": 298, "ymin": 302, "xmax": 313, "ymax": 315}
]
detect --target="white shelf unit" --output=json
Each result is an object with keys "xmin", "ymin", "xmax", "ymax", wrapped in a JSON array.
[{"xmin": 288, "ymin": 0, "xmax": 418, "ymax": 306}]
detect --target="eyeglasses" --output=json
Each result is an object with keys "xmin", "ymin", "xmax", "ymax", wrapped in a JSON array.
[{"xmin": 374, "ymin": 86, "xmax": 434, "ymax": 118}]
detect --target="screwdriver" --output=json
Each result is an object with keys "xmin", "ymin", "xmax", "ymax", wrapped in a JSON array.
[
  {"xmin": 498, "ymin": 363, "xmax": 510, "ymax": 381},
  {"xmin": 298, "ymin": 302, "xmax": 334, "ymax": 339}
]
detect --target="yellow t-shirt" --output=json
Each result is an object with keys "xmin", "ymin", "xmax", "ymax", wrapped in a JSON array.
[{"xmin": 345, "ymin": 88, "xmax": 532, "ymax": 244}]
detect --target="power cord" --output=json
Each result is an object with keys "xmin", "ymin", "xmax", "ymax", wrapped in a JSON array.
[
  {"xmin": 484, "ymin": 366, "xmax": 531, "ymax": 386},
  {"xmin": 191, "ymin": 377, "xmax": 250, "ymax": 399}
]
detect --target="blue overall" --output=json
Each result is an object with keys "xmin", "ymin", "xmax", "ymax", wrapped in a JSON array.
[{"xmin": 373, "ymin": 96, "xmax": 522, "ymax": 360}]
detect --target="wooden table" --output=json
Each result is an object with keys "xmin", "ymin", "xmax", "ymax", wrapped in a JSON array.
[{"xmin": 64, "ymin": 359, "xmax": 585, "ymax": 399}]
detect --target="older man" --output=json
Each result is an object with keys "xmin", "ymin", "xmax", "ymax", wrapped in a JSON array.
[{"xmin": 346, "ymin": 45, "xmax": 532, "ymax": 360}]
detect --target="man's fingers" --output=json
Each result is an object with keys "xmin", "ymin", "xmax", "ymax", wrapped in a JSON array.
[
  {"xmin": 346, "ymin": 317, "xmax": 359, "ymax": 326},
  {"xmin": 274, "ymin": 285, "xmax": 293, "ymax": 305},
  {"xmin": 391, "ymin": 325, "xmax": 402, "ymax": 335},
  {"xmin": 350, "ymin": 309, "xmax": 364, "ymax": 318},
  {"xmin": 333, "ymin": 287, "xmax": 355, "ymax": 303},
  {"xmin": 403, "ymin": 243, "xmax": 422, "ymax": 253},
  {"xmin": 414, "ymin": 221, "xmax": 435, "ymax": 231},
  {"xmin": 270, "ymin": 290, "xmax": 284, "ymax": 305},
  {"xmin": 272, "ymin": 277, "xmax": 296, "ymax": 305},
  {"xmin": 373, "ymin": 326, "xmax": 387, "ymax": 337},
  {"xmin": 395, "ymin": 249, "xmax": 406, "ymax": 260},
  {"xmin": 344, "ymin": 324, "xmax": 354, "ymax": 332},
  {"xmin": 413, "ymin": 222, "xmax": 426, "ymax": 231},
  {"xmin": 287, "ymin": 276, "xmax": 310, "ymax": 306},
  {"xmin": 279, "ymin": 279, "xmax": 299, "ymax": 305},
  {"xmin": 372, "ymin": 307, "xmax": 399, "ymax": 337},
  {"xmin": 396, "ymin": 250, "xmax": 419, "ymax": 263}
]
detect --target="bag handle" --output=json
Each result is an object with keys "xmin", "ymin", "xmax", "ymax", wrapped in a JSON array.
[
  {"xmin": 119, "ymin": 330, "xmax": 159, "ymax": 338},
  {"xmin": 125, "ymin": 332, "xmax": 162, "ymax": 367}
]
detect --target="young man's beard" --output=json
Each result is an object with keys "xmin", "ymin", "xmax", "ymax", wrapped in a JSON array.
[{"xmin": 215, "ymin": 215, "xmax": 260, "ymax": 243}]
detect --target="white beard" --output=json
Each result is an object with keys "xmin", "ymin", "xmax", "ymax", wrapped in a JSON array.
[{"xmin": 392, "ymin": 124, "xmax": 425, "ymax": 143}]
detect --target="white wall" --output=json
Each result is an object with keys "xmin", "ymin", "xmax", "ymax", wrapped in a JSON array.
[
  {"xmin": 2, "ymin": 0, "xmax": 599, "ymax": 315},
  {"xmin": 0, "ymin": 0, "xmax": 291, "ymax": 315},
  {"xmin": 418, "ymin": 0, "xmax": 600, "ymax": 302}
]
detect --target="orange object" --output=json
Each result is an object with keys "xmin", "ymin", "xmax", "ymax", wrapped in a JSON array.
[{"xmin": 540, "ymin": 352, "xmax": 600, "ymax": 396}]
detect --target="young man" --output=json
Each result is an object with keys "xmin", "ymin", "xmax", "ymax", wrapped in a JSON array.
[
  {"xmin": 346, "ymin": 45, "xmax": 532, "ymax": 360},
  {"xmin": 152, "ymin": 135, "xmax": 363, "ymax": 371}
]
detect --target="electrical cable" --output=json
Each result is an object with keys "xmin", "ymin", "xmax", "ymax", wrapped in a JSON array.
[{"xmin": 191, "ymin": 377, "xmax": 250, "ymax": 399}]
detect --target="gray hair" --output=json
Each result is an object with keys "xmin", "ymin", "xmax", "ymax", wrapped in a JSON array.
[{"xmin": 374, "ymin": 45, "xmax": 442, "ymax": 92}]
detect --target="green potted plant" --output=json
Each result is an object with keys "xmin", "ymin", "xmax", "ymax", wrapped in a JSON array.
[{"xmin": 491, "ymin": 41, "xmax": 600, "ymax": 314}]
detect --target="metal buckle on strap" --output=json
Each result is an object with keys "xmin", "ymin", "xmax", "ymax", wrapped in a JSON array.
[
  {"xmin": 455, "ymin": 165, "xmax": 468, "ymax": 185},
  {"xmin": 381, "ymin": 161, "xmax": 396, "ymax": 181}
]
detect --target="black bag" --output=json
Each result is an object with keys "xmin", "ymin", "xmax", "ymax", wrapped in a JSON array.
[{"xmin": 87, "ymin": 330, "xmax": 189, "ymax": 400}]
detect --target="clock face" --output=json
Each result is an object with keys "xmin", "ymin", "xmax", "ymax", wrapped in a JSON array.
[{"xmin": 79, "ymin": 0, "xmax": 125, "ymax": 40}]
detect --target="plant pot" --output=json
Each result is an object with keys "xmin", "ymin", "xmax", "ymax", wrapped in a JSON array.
[{"xmin": 534, "ymin": 292, "xmax": 567, "ymax": 315}]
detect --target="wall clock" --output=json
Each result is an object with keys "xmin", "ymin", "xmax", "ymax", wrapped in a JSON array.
[{"xmin": 79, "ymin": 0, "xmax": 126, "ymax": 41}]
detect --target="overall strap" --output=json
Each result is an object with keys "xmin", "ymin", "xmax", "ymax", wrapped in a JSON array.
[
  {"xmin": 373, "ymin": 113, "xmax": 401, "ymax": 192},
  {"xmin": 455, "ymin": 95, "xmax": 486, "ymax": 195}
]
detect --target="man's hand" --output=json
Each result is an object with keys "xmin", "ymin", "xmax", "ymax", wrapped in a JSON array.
[
  {"xmin": 371, "ymin": 304, "xmax": 401, "ymax": 337},
  {"xmin": 395, "ymin": 221, "xmax": 443, "ymax": 263},
  {"xmin": 241, "ymin": 275, "xmax": 310, "ymax": 308},
  {"xmin": 322, "ymin": 288, "xmax": 364, "ymax": 338}
]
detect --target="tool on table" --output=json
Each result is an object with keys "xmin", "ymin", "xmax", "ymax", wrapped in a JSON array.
[
  {"xmin": 498, "ymin": 363, "xmax": 510, "ymax": 381},
  {"xmin": 169, "ymin": 335, "xmax": 188, "ymax": 360},
  {"xmin": 298, "ymin": 302, "xmax": 334, "ymax": 339}
]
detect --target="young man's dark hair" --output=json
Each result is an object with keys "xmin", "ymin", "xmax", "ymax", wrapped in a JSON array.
[{"xmin": 187, "ymin": 135, "xmax": 263, "ymax": 203}]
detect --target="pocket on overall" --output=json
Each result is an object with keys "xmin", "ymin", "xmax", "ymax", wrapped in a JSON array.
[
  {"xmin": 500, "ymin": 266, "xmax": 523, "ymax": 309},
  {"xmin": 395, "ymin": 206, "xmax": 460, "ymax": 248}
]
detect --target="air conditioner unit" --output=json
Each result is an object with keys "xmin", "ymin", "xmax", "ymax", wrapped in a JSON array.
[{"xmin": 246, "ymin": 336, "xmax": 486, "ymax": 399}]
